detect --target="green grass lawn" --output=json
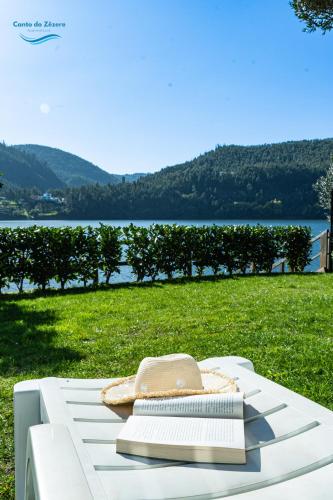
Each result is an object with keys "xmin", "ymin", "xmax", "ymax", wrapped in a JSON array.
[{"xmin": 1, "ymin": 274, "xmax": 333, "ymax": 498}]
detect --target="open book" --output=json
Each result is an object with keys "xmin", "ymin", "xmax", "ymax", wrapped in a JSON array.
[{"xmin": 116, "ymin": 393, "xmax": 246, "ymax": 464}]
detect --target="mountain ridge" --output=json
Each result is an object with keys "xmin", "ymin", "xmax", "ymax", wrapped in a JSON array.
[
  {"xmin": 0, "ymin": 142, "xmax": 65, "ymax": 190},
  {"xmin": 15, "ymin": 144, "xmax": 122, "ymax": 187},
  {"xmin": 0, "ymin": 142, "xmax": 147, "ymax": 192}
]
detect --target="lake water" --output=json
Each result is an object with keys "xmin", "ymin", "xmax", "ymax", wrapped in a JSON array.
[
  {"xmin": 0, "ymin": 218, "xmax": 328, "ymax": 235},
  {"xmin": 1, "ymin": 219, "xmax": 328, "ymax": 292}
]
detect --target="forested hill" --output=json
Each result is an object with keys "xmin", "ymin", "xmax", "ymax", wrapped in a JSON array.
[
  {"xmin": 15, "ymin": 144, "xmax": 121, "ymax": 187},
  {"xmin": 0, "ymin": 142, "xmax": 65, "ymax": 190},
  {"xmin": 15, "ymin": 144, "xmax": 147, "ymax": 187},
  {"xmin": 65, "ymin": 139, "xmax": 333, "ymax": 219}
]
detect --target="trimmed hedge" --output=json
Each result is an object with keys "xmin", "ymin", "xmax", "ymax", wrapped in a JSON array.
[{"xmin": 0, "ymin": 224, "xmax": 312, "ymax": 293}]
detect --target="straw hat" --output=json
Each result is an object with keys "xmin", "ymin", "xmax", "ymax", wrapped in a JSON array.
[{"xmin": 101, "ymin": 353, "xmax": 237, "ymax": 405}]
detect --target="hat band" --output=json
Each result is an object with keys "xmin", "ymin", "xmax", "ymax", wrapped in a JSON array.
[{"xmin": 101, "ymin": 369, "xmax": 237, "ymax": 406}]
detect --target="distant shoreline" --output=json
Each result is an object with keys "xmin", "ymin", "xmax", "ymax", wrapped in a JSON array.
[{"xmin": 0, "ymin": 217, "xmax": 327, "ymax": 222}]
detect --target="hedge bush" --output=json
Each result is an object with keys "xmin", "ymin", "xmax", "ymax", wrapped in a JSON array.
[{"xmin": 0, "ymin": 224, "xmax": 312, "ymax": 293}]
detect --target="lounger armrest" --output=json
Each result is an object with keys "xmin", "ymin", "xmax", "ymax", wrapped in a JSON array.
[
  {"xmin": 14, "ymin": 379, "xmax": 41, "ymax": 500},
  {"xmin": 26, "ymin": 424, "xmax": 93, "ymax": 500}
]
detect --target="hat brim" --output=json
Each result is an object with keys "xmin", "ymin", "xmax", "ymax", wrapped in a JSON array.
[{"xmin": 101, "ymin": 369, "xmax": 237, "ymax": 406}]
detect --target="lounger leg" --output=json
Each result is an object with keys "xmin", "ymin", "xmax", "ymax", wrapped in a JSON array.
[{"xmin": 14, "ymin": 380, "xmax": 41, "ymax": 500}]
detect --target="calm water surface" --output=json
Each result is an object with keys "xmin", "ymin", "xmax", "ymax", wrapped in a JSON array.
[
  {"xmin": 0, "ymin": 218, "xmax": 328, "ymax": 234},
  {"xmin": 1, "ymin": 219, "xmax": 327, "ymax": 291}
]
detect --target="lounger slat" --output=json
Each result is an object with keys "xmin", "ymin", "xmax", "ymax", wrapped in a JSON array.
[
  {"xmin": 59, "ymin": 378, "xmax": 117, "ymax": 389},
  {"xmin": 62, "ymin": 390, "xmax": 105, "ymax": 403},
  {"xmin": 76, "ymin": 421, "xmax": 125, "ymax": 442},
  {"xmin": 245, "ymin": 405, "xmax": 319, "ymax": 449},
  {"xmin": 231, "ymin": 462, "xmax": 333, "ymax": 499},
  {"xmin": 96, "ymin": 426, "xmax": 333, "ymax": 499},
  {"xmin": 243, "ymin": 391, "xmax": 285, "ymax": 420},
  {"xmin": 67, "ymin": 403, "xmax": 131, "ymax": 422},
  {"xmin": 85, "ymin": 443, "xmax": 182, "ymax": 470},
  {"xmin": 231, "ymin": 379, "xmax": 259, "ymax": 397}
]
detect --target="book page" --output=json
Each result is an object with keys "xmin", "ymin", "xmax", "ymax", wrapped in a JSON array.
[
  {"xmin": 133, "ymin": 392, "xmax": 244, "ymax": 419},
  {"xmin": 118, "ymin": 415, "xmax": 244, "ymax": 450}
]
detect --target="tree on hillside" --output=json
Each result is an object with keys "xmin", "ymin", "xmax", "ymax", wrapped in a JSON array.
[
  {"xmin": 314, "ymin": 159, "xmax": 333, "ymax": 216},
  {"xmin": 291, "ymin": 0, "xmax": 333, "ymax": 32}
]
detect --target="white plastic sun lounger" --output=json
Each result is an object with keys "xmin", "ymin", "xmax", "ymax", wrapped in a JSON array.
[{"xmin": 14, "ymin": 356, "xmax": 333, "ymax": 500}]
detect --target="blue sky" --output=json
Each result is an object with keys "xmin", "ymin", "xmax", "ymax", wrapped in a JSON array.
[{"xmin": 1, "ymin": 0, "xmax": 333, "ymax": 174}]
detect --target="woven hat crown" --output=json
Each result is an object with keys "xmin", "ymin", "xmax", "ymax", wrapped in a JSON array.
[{"xmin": 134, "ymin": 353, "xmax": 203, "ymax": 394}]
